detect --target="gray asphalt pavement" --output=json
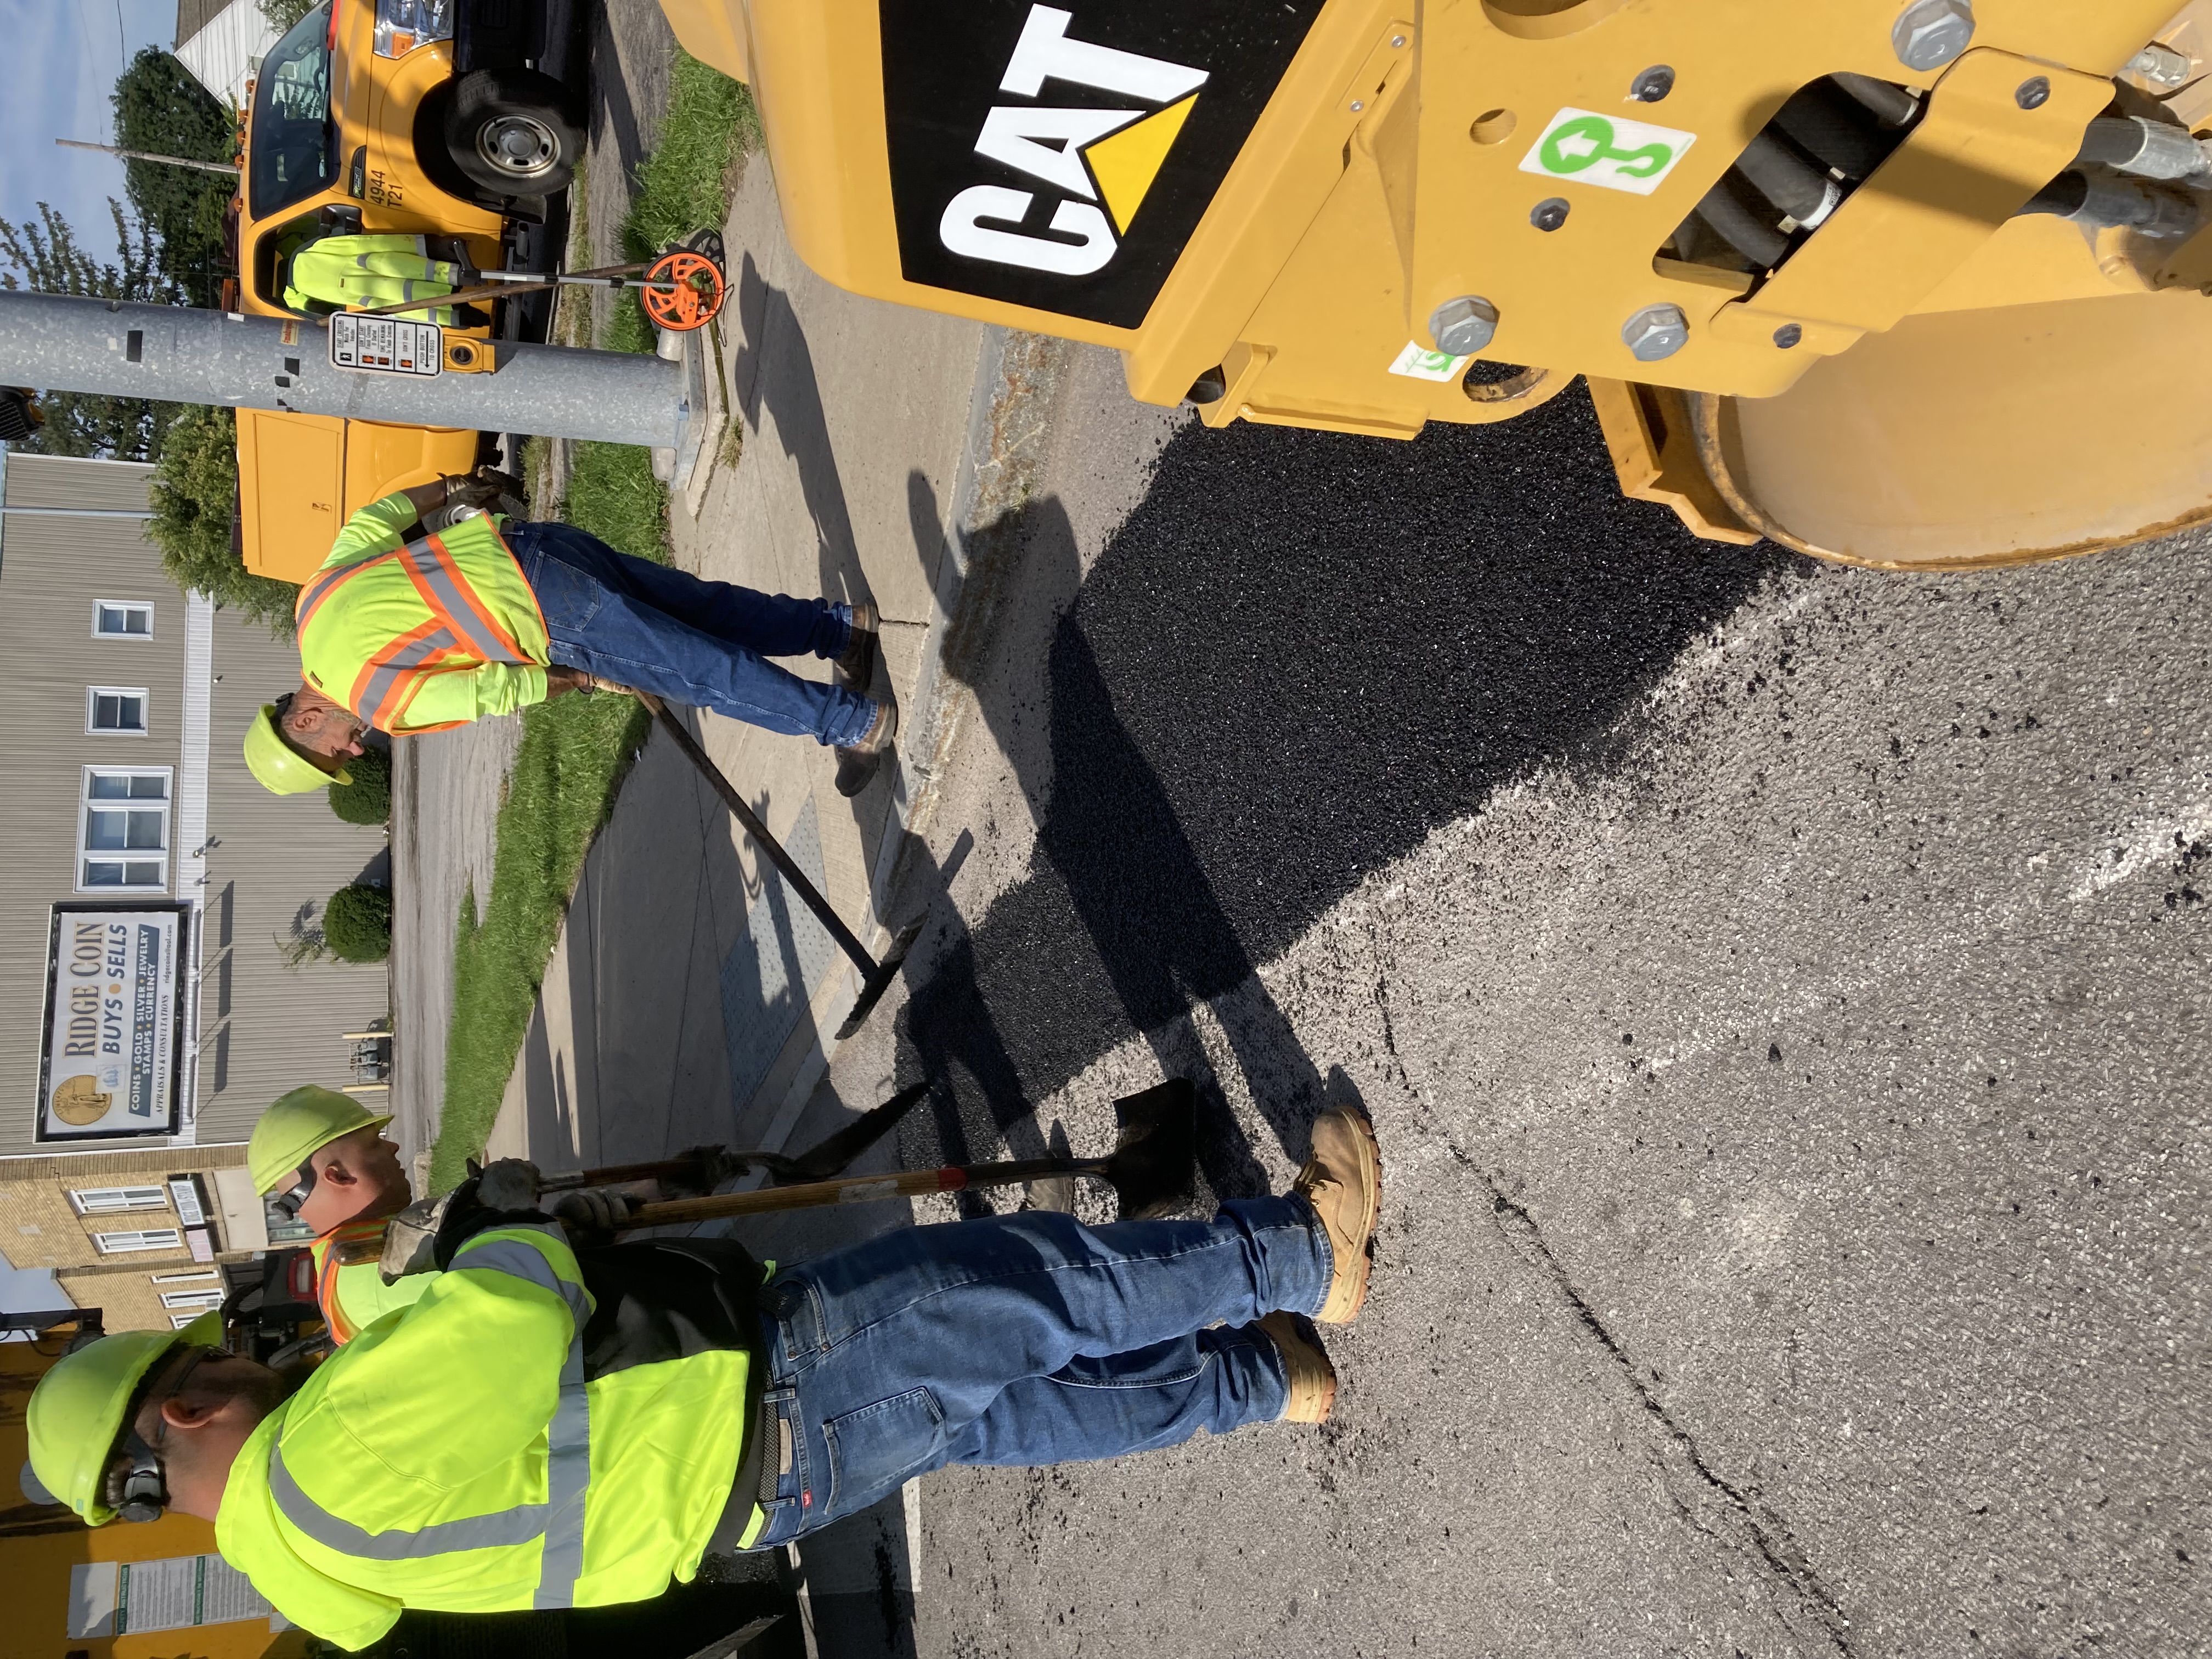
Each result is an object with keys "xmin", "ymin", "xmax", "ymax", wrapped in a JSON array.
[{"xmin": 780, "ymin": 348, "xmax": 2209, "ymax": 1658}]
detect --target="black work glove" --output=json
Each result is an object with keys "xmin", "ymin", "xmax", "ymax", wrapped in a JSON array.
[{"xmin": 546, "ymin": 1185, "xmax": 639, "ymax": 1243}]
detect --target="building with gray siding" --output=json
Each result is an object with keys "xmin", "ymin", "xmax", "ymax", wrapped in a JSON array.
[{"xmin": 0, "ymin": 450, "xmax": 388, "ymax": 1166}]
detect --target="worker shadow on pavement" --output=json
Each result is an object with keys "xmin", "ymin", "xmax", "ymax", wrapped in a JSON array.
[
  {"xmin": 732, "ymin": 252, "xmax": 871, "ymax": 617},
  {"xmin": 885, "ymin": 390, "xmax": 1788, "ymax": 1203},
  {"xmin": 893, "ymin": 486, "xmax": 1320, "ymax": 1203}
]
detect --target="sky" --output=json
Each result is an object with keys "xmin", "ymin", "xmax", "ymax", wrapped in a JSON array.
[{"xmin": 0, "ymin": 0, "xmax": 189, "ymax": 259}]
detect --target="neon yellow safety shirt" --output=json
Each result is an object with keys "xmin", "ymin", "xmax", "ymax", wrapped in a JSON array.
[
  {"xmin": 308, "ymin": 1218, "xmax": 436, "ymax": 1345},
  {"xmin": 295, "ymin": 494, "xmax": 551, "ymax": 735},
  {"xmin": 284, "ymin": 234, "xmax": 465, "ymax": 324},
  {"xmin": 216, "ymin": 1219, "xmax": 760, "ymax": 1649}
]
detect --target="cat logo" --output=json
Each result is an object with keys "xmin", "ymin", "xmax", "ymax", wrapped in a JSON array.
[
  {"xmin": 938, "ymin": 7, "xmax": 1209, "ymax": 277},
  {"xmin": 882, "ymin": 0, "xmax": 1327, "ymax": 329}
]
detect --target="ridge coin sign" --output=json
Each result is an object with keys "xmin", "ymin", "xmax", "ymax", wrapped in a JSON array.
[{"xmin": 37, "ymin": 902, "xmax": 189, "ymax": 1142}]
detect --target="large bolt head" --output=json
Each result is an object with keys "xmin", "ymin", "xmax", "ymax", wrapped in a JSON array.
[
  {"xmin": 1892, "ymin": 0, "xmax": 1974, "ymax": 73},
  {"xmin": 1621, "ymin": 303, "xmax": 1689, "ymax": 362},
  {"xmin": 1429, "ymin": 295, "xmax": 1500, "ymax": 356}
]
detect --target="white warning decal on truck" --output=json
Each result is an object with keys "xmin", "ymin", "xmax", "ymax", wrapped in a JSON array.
[{"xmin": 1519, "ymin": 108, "xmax": 1697, "ymax": 196}]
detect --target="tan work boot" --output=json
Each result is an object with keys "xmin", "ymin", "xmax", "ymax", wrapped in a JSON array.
[
  {"xmin": 833, "ymin": 699, "xmax": 898, "ymax": 799},
  {"xmin": 1294, "ymin": 1107, "xmax": 1382, "ymax": 1324},
  {"xmin": 1259, "ymin": 1312, "xmax": 1337, "ymax": 1424}
]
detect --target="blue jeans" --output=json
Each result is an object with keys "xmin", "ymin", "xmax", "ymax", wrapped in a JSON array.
[
  {"xmin": 748, "ymin": 1197, "xmax": 1333, "ymax": 1547},
  {"xmin": 505, "ymin": 520, "xmax": 878, "ymax": 747}
]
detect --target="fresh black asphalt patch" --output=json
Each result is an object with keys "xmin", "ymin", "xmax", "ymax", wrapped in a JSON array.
[{"xmin": 897, "ymin": 385, "xmax": 1801, "ymax": 1189}]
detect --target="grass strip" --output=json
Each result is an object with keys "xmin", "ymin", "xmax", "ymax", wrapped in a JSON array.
[{"xmin": 427, "ymin": 53, "xmax": 755, "ymax": 1190}]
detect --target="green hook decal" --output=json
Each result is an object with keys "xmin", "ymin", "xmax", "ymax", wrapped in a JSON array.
[{"xmin": 1538, "ymin": 115, "xmax": 1675, "ymax": 178}]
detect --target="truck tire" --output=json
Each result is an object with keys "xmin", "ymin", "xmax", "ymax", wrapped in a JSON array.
[{"xmin": 444, "ymin": 69, "xmax": 581, "ymax": 198}]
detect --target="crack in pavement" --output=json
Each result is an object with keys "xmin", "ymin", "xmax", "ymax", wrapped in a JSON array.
[
  {"xmin": 1351, "ymin": 906, "xmax": 1851, "ymax": 1649},
  {"xmin": 1447, "ymin": 1135, "xmax": 1856, "ymax": 1656}
]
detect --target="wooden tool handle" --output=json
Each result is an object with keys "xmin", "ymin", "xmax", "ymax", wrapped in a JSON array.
[
  {"xmin": 620, "ymin": 1167, "xmax": 968, "ymax": 1228},
  {"xmin": 614, "ymin": 1156, "xmax": 1113, "ymax": 1228}
]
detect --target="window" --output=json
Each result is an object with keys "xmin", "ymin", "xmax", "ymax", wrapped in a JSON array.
[
  {"xmin": 78, "ymin": 768, "xmax": 171, "ymax": 892},
  {"xmin": 170, "ymin": 1312, "xmax": 210, "ymax": 1329},
  {"xmin": 68, "ymin": 1186, "xmax": 168, "ymax": 1216},
  {"xmin": 249, "ymin": 4, "xmax": 337, "ymax": 217},
  {"xmin": 159, "ymin": 1288, "xmax": 225, "ymax": 1311},
  {"xmin": 149, "ymin": 1269, "xmax": 219, "ymax": 1285},
  {"xmin": 94, "ymin": 1228, "xmax": 182, "ymax": 1254},
  {"xmin": 87, "ymin": 687, "xmax": 148, "ymax": 735},
  {"xmin": 92, "ymin": 601, "xmax": 153, "ymax": 639}
]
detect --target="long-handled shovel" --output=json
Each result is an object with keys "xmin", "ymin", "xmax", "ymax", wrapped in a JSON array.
[
  {"xmin": 534, "ymin": 1080, "xmax": 936, "ymax": 1193},
  {"xmin": 630, "ymin": 689, "xmax": 921, "ymax": 1037},
  {"xmin": 610, "ymin": 1079, "xmax": 1198, "ymax": 1229}
]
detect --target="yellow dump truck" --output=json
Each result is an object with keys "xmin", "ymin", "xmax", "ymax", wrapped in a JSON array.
[
  {"xmin": 661, "ymin": 0, "xmax": 2212, "ymax": 569},
  {"xmin": 236, "ymin": 0, "xmax": 582, "ymax": 580}
]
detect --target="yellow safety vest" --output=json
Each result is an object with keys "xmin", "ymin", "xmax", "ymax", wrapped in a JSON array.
[
  {"xmin": 216, "ymin": 1223, "xmax": 759, "ymax": 1650},
  {"xmin": 308, "ymin": 1218, "xmax": 435, "ymax": 1344},
  {"xmin": 285, "ymin": 233, "xmax": 465, "ymax": 324},
  {"xmin": 296, "ymin": 494, "xmax": 551, "ymax": 734}
]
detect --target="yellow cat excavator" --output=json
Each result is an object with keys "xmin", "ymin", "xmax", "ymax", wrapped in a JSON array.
[{"xmin": 658, "ymin": 0, "xmax": 2212, "ymax": 569}]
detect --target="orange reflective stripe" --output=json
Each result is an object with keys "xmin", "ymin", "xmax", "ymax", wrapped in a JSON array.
[
  {"xmin": 400, "ymin": 532, "xmax": 534, "ymax": 665},
  {"xmin": 350, "ymin": 618, "xmax": 457, "ymax": 728},
  {"xmin": 296, "ymin": 549, "xmax": 400, "ymax": 633},
  {"xmin": 383, "ymin": 663, "xmax": 482, "ymax": 735},
  {"xmin": 314, "ymin": 1245, "xmax": 355, "ymax": 1344}
]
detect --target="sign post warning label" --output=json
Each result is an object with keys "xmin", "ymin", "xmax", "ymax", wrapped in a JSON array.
[{"xmin": 331, "ymin": 313, "xmax": 442, "ymax": 375}]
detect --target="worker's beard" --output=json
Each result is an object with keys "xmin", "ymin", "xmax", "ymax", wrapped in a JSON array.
[{"xmin": 232, "ymin": 1364, "xmax": 303, "ymax": 1418}]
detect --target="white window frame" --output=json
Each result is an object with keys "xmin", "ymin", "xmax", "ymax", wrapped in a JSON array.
[
  {"xmin": 92, "ymin": 600, "xmax": 155, "ymax": 640},
  {"xmin": 170, "ymin": 1312, "xmax": 208, "ymax": 1329},
  {"xmin": 76, "ymin": 766, "xmax": 173, "ymax": 894},
  {"xmin": 150, "ymin": 1269, "xmax": 220, "ymax": 1285},
  {"xmin": 86, "ymin": 686, "xmax": 150, "ymax": 736},
  {"xmin": 67, "ymin": 1185, "xmax": 170, "ymax": 1216},
  {"xmin": 94, "ymin": 1228, "xmax": 183, "ymax": 1254},
  {"xmin": 159, "ymin": 1287, "xmax": 225, "ymax": 1311}
]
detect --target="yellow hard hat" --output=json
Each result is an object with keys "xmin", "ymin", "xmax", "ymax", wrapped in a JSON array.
[
  {"xmin": 27, "ymin": 1310, "xmax": 223, "ymax": 1525},
  {"xmin": 249, "ymin": 1086, "xmax": 392, "ymax": 1195},
  {"xmin": 244, "ymin": 703, "xmax": 351, "ymax": 795}
]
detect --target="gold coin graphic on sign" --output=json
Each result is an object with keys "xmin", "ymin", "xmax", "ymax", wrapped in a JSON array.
[{"xmin": 52, "ymin": 1075, "xmax": 113, "ymax": 1126}]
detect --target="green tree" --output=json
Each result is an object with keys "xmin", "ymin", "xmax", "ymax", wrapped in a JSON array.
[
  {"xmin": 112, "ymin": 48, "xmax": 235, "ymax": 308},
  {"xmin": 329, "ymin": 746, "xmax": 393, "ymax": 825},
  {"xmin": 147, "ymin": 404, "xmax": 301, "ymax": 634},
  {"xmin": 0, "ymin": 201, "xmax": 183, "ymax": 459},
  {"xmin": 260, "ymin": 0, "xmax": 320, "ymax": 31},
  {"xmin": 323, "ymin": 884, "xmax": 393, "ymax": 963}
]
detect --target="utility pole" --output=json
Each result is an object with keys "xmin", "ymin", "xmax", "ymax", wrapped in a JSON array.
[
  {"xmin": 55, "ymin": 138, "xmax": 240, "ymax": 177},
  {"xmin": 0, "ymin": 291, "xmax": 705, "ymax": 461}
]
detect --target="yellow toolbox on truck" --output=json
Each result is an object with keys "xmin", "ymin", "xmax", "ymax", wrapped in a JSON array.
[{"xmin": 661, "ymin": 0, "xmax": 2212, "ymax": 569}]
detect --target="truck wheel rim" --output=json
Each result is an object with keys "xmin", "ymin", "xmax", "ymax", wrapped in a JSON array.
[{"xmin": 476, "ymin": 115, "xmax": 560, "ymax": 181}]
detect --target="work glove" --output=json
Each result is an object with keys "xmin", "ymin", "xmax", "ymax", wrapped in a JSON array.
[
  {"xmin": 472, "ymin": 1157, "xmax": 544, "ymax": 1211},
  {"xmin": 377, "ymin": 1191, "xmax": 452, "ymax": 1282},
  {"xmin": 441, "ymin": 466, "xmax": 523, "ymax": 512},
  {"xmin": 545, "ymin": 1185, "xmax": 639, "ymax": 1242}
]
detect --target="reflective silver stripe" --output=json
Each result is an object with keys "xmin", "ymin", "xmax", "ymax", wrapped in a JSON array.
[
  {"xmin": 451, "ymin": 1234, "xmax": 592, "ymax": 1327},
  {"xmin": 356, "ymin": 627, "xmax": 457, "ymax": 724},
  {"xmin": 270, "ymin": 1231, "xmax": 596, "ymax": 1590},
  {"xmin": 403, "ymin": 538, "xmax": 532, "ymax": 664},
  {"xmin": 453, "ymin": 1233, "xmax": 595, "ymax": 1609},
  {"xmin": 534, "ymin": 1336, "xmax": 591, "ymax": 1606},
  {"xmin": 270, "ymin": 1442, "xmax": 547, "ymax": 1559}
]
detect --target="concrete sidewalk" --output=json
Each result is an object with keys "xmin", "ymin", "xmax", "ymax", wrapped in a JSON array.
[{"xmin": 477, "ymin": 157, "xmax": 1057, "ymax": 1173}]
